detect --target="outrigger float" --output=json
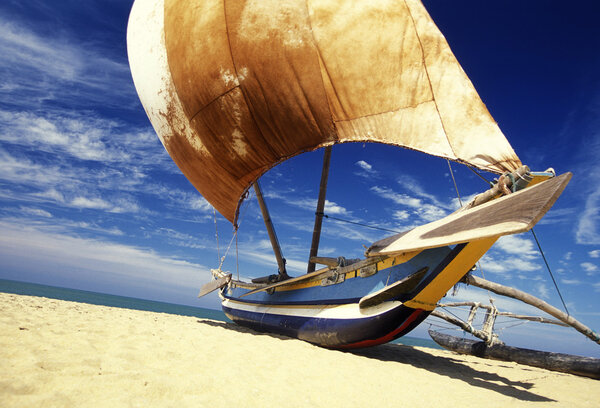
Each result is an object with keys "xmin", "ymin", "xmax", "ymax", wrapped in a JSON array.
[{"xmin": 126, "ymin": 0, "xmax": 596, "ymax": 353}]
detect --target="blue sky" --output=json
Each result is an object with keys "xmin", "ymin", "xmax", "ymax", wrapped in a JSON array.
[{"xmin": 1, "ymin": 0, "xmax": 599, "ymax": 357}]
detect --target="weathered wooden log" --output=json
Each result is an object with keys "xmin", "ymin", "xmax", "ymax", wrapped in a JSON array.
[
  {"xmin": 462, "ymin": 274, "xmax": 600, "ymax": 345},
  {"xmin": 429, "ymin": 330, "xmax": 600, "ymax": 379}
]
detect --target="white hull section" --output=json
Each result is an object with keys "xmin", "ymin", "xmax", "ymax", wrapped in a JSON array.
[{"xmin": 220, "ymin": 295, "xmax": 403, "ymax": 320}]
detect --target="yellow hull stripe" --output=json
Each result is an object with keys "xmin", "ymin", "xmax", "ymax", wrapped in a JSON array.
[{"xmin": 403, "ymin": 237, "xmax": 498, "ymax": 311}]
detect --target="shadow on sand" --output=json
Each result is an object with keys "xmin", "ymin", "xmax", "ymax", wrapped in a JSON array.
[
  {"xmin": 351, "ymin": 343, "xmax": 556, "ymax": 402},
  {"xmin": 196, "ymin": 319, "xmax": 555, "ymax": 402}
]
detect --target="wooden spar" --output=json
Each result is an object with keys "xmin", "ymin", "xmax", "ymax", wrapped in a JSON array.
[
  {"xmin": 438, "ymin": 302, "xmax": 569, "ymax": 327},
  {"xmin": 430, "ymin": 310, "xmax": 494, "ymax": 343},
  {"xmin": 462, "ymin": 274, "xmax": 600, "ymax": 345},
  {"xmin": 440, "ymin": 302, "xmax": 569, "ymax": 326},
  {"xmin": 253, "ymin": 182, "xmax": 288, "ymax": 277},
  {"xmin": 307, "ymin": 146, "xmax": 332, "ymax": 273},
  {"xmin": 240, "ymin": 256, "xmax": 385, "ymax": 298}
]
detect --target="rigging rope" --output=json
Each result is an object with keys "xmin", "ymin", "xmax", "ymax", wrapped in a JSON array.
[
  {"xmin": 446, "ymin": 160, "xmax": 463, "ymax": 207},
  {"xmin": 467, "ymin": 165, "xmax": 494, "ymax": 187},
  {"xmin": 235, "ymin": 231, "xmax": 239, "ymax": 281},
  {"xmin": 217, "ymin": 188, "xmax": 253, "ymax": 272},
  {"xmin": 531, "ymin": 228, "xmax": 570, "ymax": 316},
  {"xmin": 213, "ymin": 208, "xmax": 220, "ymax": 265},
  {"xmin": 320, "ymin": 213, "xmax": 402, "ymax": 234},
  {"xmin": 449, "ymin": 162, "xmax": 496, "ymax": 305}
]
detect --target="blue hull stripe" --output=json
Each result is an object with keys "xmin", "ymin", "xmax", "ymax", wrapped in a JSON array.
[{"xmin": 222, "ymin": 302, "xmax": 430, "ymax": 348}]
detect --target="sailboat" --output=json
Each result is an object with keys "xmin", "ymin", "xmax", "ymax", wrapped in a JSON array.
[{"xmin": 127, "ymin": 0, "xmax": 572, "ymax": 349}]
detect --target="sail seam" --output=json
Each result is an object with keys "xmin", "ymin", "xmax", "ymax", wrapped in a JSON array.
[
  {"xmin": 331, "ymin": 99, "xmax": 435, "ymax": 122},
  {"xmin": 221, "ymin": 0, "xmax": 280, "ymax": 225},
  {"xmin": 188, "ymin": 86, "xmax": 240, "ymax": 121},
  {"xmin": 302, "ymin": 0, "xmax": 341, "ymax": 142},
  {"xmin": 404, "ymin": 0, "xmax": 457, "ymax": 159}
]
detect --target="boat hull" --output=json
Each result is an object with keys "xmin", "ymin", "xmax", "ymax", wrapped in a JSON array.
[
  {"xmin": 222, "ymin": 298, "xmax": 429, "ymax": 349},
  {"xmin": 219, "ymin": 238, "xmax": 498, "ymax": 348}
]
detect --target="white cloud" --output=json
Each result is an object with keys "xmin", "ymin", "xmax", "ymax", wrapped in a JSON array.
[
  {"xmin": 576, "ymin": 188, "xmax": 600, "ymax": 245},
  {"xmin": 370, "ymin": 185, "xmax": 450, "ymax": 226},
  {"xmin": 494, "ymin": 235, "xmax": 538, "ymax": 257},
  {"xmin": 0, "ymin": 17, "xmax": 136, "ymax": 110},
  {"xmin": 575, "ymin": 137, "xmax": 600, "ymax": 245},
  {"xmin": 536, "ymin": 282, "xmax": 550, "ymax": 299},
  {"xmin": 415, "ymin": 204, "xmax": 446, "ymax": 222},
  {"xmin": 0, "ymin": 110, "xmax": 145, "ymax": 163},
  {"xmin": 0, "ymin": 219, "xmax": 209, "ymax": 290},
  {"xmin": 355, "ymin": 160, "xmax": 373, "ymax": 172},
  {"xmin": 371, "ymin": 186, "xmax": 422, "ymax": 208},
  {"xmin": 589, "ymin": 250, "xmax": 600, "ymax": 258},
  {"xmin": 71, "ymin": 196, "xmax": 113, "ymax": 211},
  {"xmin": 393, "ymin": 210, "xmax": 410, "ymax": 221},
  {"xmin": 581, "ymin": 262, "xmax": 598, "ymax": 275},
  {"xmin": 279, "ymin": 196, "xmax": 351, "ymax": 217},
  {"xmin": 484, "ymin": 255, "xmax": 541, "ymax": 274},
  {"xmin": 189, "ymin": 196, "xmax": 212, "ymax": 212},
  {"xmin": 561, "ymin": 278, "xmax": 581, "ymax": 285},
  {"xmin": 324, "ymin": 200, "xmax": 350, "ymax": 216},
  {"xmin": 20, "ymin": 206, "xmax": 52, "ymax": 218},
  {"xmin": 396, "ymin": 175, "xmax": 454, "ymax": 210}
]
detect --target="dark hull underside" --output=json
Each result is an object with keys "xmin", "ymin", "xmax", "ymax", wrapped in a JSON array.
[
  {"xmin": 223, "ymin": 301, "xmax": 429, "ymax": 349},
  {"xmin": 429, "ymin": 330, "xmax": 600, "ymax": 379}
]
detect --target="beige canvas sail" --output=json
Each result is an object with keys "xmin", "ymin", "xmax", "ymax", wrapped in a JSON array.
[{"xmin": 127, "ymin": 0, "xmax": 522, "ymax": 224}]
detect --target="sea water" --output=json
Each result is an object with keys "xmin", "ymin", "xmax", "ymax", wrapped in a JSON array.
[{"xmin": 0, "ymin": 278, "xmax": 440, "ymax": 350}]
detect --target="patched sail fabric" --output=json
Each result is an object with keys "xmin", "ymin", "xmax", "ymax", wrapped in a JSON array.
[{"xmin": 127, "ymin": 0, "xmax": 522, "ymax": 224}]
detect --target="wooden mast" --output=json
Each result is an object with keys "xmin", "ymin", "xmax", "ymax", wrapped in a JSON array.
[
  {"xmin": 253, "ymin": 182, "xmax": 288, "ymax": 278},
  {"xmin": 307, "ymin": 146, "xmax": 332, "ymax": 273}
]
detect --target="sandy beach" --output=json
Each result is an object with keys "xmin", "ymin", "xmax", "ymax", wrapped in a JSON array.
[{"xmin": 1, "ymin": 292, "xmax": 597, "ymax": 407}]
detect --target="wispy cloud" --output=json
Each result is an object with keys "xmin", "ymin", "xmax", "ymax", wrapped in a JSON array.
[
  {"xmin": 0, "ymin": 16, "xmax": 136, "ymax": 110},
  {"xmin": 0, "ymin": 218, "xmax": 209, "ymax": 289},
  {"xmin": 396, "ymin": 174, "xmax": 454, "ymax": 210},
  {"xmin": 18, "ymin": 206, "xmax": 52, "ymax": 218},
  {"xmin": 535, "ymin": 282, "xmax": 550, "ymax": 299},
  {"xmin": 576, "ymin": 189, "xmax": 600, "ymax": 245},
  {"xmin": 271, "ymin": 195, "xmax": 351, "ymax": 217},
  {"xmin": 581, "ymin": 262, "xmax": 598, "ymax": 275},
  {"xmin": 575, "ymin": 130, "xmax": 600, "ymax": 245},
  {"xmin": 494, "ymin": 235, "xmax": 538, "ymax": 257},
  {"xmin": 589, "ymin": 250, "xmax": 600, "ymax": 258},
  {"xmin": 479, "ymin": 234, "xmax": 542, "ymax": 277}
]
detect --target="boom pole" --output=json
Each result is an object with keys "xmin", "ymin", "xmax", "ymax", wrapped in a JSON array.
[
  {"xmin": 253, "ymin": 182, "xmax": 288, "ymax": 278},
  {"xmin": 307, "ymin": 146, "xmax": 332, "ymax": 273}
]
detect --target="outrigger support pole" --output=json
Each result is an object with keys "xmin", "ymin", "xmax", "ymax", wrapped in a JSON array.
[
  {"xmin": 462, "ymin": 274, "xmax": 600, "ymax": 345},
  {"xmin": 253, "ymin": 181, "xmax": 288, "ymax": 279},
  {"xmin": 307, "ymin": 146, "xmax": 332, "ymax": 273}
]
